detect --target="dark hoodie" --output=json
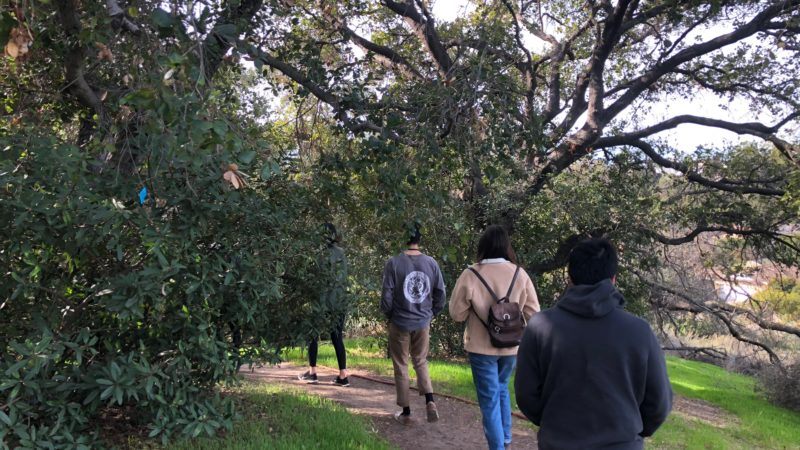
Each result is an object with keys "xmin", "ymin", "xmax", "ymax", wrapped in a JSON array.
[{"xmin": 515, "ymin": 279, "xmax": 672, "ymax": 450}]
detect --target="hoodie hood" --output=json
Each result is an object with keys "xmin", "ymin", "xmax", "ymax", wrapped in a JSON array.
[{"xmin": 557, "ymin": 278, "xmax": 625, "ymax": 318}]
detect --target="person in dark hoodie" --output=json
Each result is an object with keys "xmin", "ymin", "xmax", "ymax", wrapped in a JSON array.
[
  {"xmin": 515, "ymin": 238, "xmax": 672, "ymax": 450},
  {"xmin": 298, "ymin": 223, "xmax": 350, "ymax": 386},
  {"xmin": 381, "ymin": 223, "xmax": 446, "ymax": 425}
]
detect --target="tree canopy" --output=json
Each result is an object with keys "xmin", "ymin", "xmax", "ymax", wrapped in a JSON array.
[{"xmin": 1, "ymin": 0, "xmax": 799, "ymax": 447}]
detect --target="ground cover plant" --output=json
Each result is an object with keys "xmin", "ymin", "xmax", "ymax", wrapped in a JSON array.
[{"xmin": 123, "ymin": 382, "xmax": 391, "ymax": 450}]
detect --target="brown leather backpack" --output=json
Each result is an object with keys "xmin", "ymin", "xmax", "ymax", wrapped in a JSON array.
[{"xmin": 468, "ymin": 265, "xmax": 525, "ymax": 348}]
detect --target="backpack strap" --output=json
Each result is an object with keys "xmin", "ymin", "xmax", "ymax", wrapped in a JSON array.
[
  {"xmin": 505, "ymin": 265, "xmax": 521, "ymax": 299},
  {"xmin": 467, "ymin": 267, "xmax": 500, "ymax": 303}
]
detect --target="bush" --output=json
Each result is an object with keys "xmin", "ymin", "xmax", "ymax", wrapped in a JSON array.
[
  {"xmin": 755, "ymin": 279, "xmax": 800, "ymax": 321},
  {"xmin": 0, "ymin": 56, "xmax": 340, "ymax": 449},
  {"xmin": 758, "ymin": 360, "xmax": 800, "ymax": 412}
]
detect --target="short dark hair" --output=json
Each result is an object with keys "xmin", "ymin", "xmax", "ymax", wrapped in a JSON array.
[
  {"xmin": 568, "ymin": 238, "xmax": 618, "ymax": 285},
  {"xmin": 323, "ymin": 222, "xmax": 339, "ymax": 244},
  {"xmin": 406, "ymin": 222, "xmax": 421, "ymax": 245},
  {"xmin": 477, "ymin": 225, "xmax": 517, "ymax": 264}
]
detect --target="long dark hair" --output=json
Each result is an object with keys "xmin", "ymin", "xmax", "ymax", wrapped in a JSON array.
[{"xmin": 476, "ymin": 225, "xmax": 517, "ymax": 264}]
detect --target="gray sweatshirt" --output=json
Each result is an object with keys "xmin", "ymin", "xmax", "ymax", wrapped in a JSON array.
[{"xmin": 381, "ymin": 253, "xmax": 446, "ymax": 331}]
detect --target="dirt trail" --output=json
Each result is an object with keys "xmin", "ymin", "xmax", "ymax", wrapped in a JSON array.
[
  {"xmin": 244, "ymin": 363, "xmax": 539, "ymax": 450},
  {"xmin": 244, "ymin": 364, "xmax": 736, "ymax": 450}
]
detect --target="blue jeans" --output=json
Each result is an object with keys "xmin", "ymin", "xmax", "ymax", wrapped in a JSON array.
[{"xmin": 469, "ymin": 353, "xmax": 516, "ymax": 450}]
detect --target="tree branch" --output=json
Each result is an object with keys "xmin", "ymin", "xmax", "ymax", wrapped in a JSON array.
[
  {"xmin": 641, "ymin": 225, "xmax": 793, "ymax": 246},
  {"xmin": 636, "ymin": 271, "xmax": 786, "ymax": 366},
  {"xmin": 381, "ymin": 0, "xmax": 452, "ymax": 78},
  {"xmin": 500, "ymin": 0, "xmax": 536, "ymax": 115},
  {"xmin": 255, "ymin": 51, "xmax": 399, "ymax": 140},
  {"xmin": 57, "ymin": 0, "xmax": 107, "ymax": 145},
  {"xmin": 338, "ymin": 24, "xmax": 425, "ymax": 80},
  {"xmin": 602, "ymin": 113, "xmax": 797, "ymax": 143},
  {"xmin": 595, "ymin": 139, "xmax": 786, "ymax": 196},
  {"xmin": 201, "ymin": 0, "xmax": 264, "ymax": 83},
  {"xmin": 605, "ymin": 0, "xmax": 800, "ymax": 121},
  {"xmin": 106, "ymin": 0, "xmax": 140, "ymax": 34}
]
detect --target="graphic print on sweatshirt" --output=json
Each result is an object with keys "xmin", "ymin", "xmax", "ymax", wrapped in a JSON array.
[{"xmin": 403, "ymin": 271, "xmax": 431, "ymax": 304}]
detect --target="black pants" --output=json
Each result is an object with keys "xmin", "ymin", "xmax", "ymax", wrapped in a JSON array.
[{"xmin": 308, "ymin": 316, "xmax": 347, "ymax": 370}]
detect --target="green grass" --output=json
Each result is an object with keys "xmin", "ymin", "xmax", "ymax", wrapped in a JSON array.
[
  {"xmin": 158, "ymin": 382, "xmax": 393, "ymax": 450},
  {"xmin": 656, "ymin": 357, "xmax": 800, "ymax": 449},
  {"xmin": 284, "ymin": 338, "xmax": 800, "ymax": 449}
]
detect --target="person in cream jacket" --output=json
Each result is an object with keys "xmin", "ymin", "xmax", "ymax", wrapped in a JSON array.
[{"xmin": 449, "ymin": 225, "xmax": 539, "ymax": 450}]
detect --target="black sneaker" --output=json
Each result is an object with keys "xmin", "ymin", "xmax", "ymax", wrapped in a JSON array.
[
  {"xmin": 332, "ymin": 376, "xmax": 350, "ymax": 387},
  {"xmin": 298, "ymin": 371, "xmax": 318, "ymax": 384}
]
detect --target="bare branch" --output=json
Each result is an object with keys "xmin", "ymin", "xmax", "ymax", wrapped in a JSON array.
[
  {"xmin": 57, "ymin": 1, "xmax": 106, "ymax": 144},
  {"xmin": 599, "ymin": 113, "xmax": 800, "ymax": 166},
  {"xmin": 500, "ymin": 0, "xmax": 536, "ymax": 114},
  {"xmin": 605, "ymin": 0, "xmax": 800, "ymax": 121},
  {"xmin": 595, "ymin": 139, "xmax": 786, "ymax": 196},
  {"xmin": 641, "ymin": 226, "xmax": 793, "ymax": 246},
  {"xmin": 338, "ymin": 25, "xmax": 425, "ymax": 80},
  {"xmin": 602, "ymin": 113, "xmax": 797, "ymax": 142},
  {"xmin": 255, "ymin": 51, "xmax": 399, "ymax": 140},
  {"xmin": 636, "ymin": 271, "xmax": 786, "ymax": 365},
  {"xmin": 381, "ymin": 0, "xmax": 453, "ymax": 78}
]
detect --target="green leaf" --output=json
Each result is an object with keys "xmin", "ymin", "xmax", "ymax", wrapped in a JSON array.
[
  {"xmin": 213, "ymin": 24, "xmax": 238, "ymax": 42},
  {"xmin": 239, "ymin": 151, "xmax": 256, "ymax": 165},
  {"xmin": 261, "ymin": 161, "xmax": 282, "ymax": 179},
  {"xmin": 0, "ymin": 410, "xmax": 11, "ymax": 426},
  {"xmin": 152, "ymin": 8, "xmax": 175, "ymax": 29},
  {"xmin": 0, "ymin": 12, "xmax": 16, "ymax": 45}
]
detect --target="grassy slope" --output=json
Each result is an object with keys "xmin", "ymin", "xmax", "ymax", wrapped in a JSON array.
[
  {"xmin": 159, "ymin": 382, "xmax": 392, "ymax": 450},
  {"xmin": 285, "ymin": 338, "xmax": 800, "ymax": 449}
]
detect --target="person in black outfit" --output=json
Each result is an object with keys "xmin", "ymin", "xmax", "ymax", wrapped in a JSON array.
[
  {"xmin": 515, "ymin": 238, "xmax": 672, "ymax": 449},
  {"xmin": 298, "ymin": 224, "xmax": 350, "ymax": 386}
]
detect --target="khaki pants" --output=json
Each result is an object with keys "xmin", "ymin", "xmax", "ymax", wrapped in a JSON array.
[{"xmin": 388, "ymin": 322, "xmax": 434, "ymax": 407}]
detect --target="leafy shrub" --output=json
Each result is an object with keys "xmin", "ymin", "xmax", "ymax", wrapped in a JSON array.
[
  {"xmin": 0, "ymin": 44, "xmax": 339, "ymax": 450},
  {"xmin": 758, "ymin": 360, "xmax": 800, "ymax": 412},
  {"xmin": 754, "ymin": 279, "xmax": 800, "ymax": 321}
]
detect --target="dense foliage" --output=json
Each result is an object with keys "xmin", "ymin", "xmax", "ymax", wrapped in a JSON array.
[
  {"xmin": 1, "ymin": 0, "xmax": 798, "ymax": 447},
  {"xmin": 755, "ymin": 279, "xmax": 800, "ymax": 322},
  {"xmin": 0, "ymin": 5, "xmax": 343, "ymax": 447}
]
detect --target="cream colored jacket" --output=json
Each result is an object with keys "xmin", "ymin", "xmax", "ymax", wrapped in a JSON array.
[{"xmin": 449, "ymin": 259, "xmax": 540, "ymax": 356}]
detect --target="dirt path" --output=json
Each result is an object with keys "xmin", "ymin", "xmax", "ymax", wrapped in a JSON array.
[
  {"xmin": 244, "ymin": 363, "xmax": 538, "ymax": 450},
  {"xmin": 244, "ymin": 364, "xmax": 737, "ymax": 449}
]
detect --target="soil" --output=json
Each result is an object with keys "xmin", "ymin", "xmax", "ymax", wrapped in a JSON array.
[
  {"xmin": 671, "ymin": 395, "xmax": 738, "ymax": 428},
  {"xmin": 244, "ymin": 364, "xmax": 736, "ymax": 450},
  {"xmin": 244, "ymin": 363, "xmax": 539, "ymax": 450}
]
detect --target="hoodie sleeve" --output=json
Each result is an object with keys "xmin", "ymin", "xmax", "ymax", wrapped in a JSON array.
[
  {"xmin": 639, "ymin": 331, "xmax": 673, "ymax": 437},
  {"xmin": 448, "ymin": 270, "xmax": 471, "ymax": 323},
  {"xmin": 380, "ymin": 259, "xmax": 395, "ymax": 319},
  {"xmin": 515, "ymin": 323, "xmax": 544, "ymax": 425},
  {"xmin": 431, "ymin": 262, "xmax": 446, "ymax": 316}
]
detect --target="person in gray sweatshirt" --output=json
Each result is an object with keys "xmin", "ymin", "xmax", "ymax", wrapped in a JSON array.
[
  {"xmin": 515, "ymin": 238, "xmax": 672, "ymax": 449},
  {"xmin": 381, "ymin": 224, "xmax": 446, "ymax": 425}
]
